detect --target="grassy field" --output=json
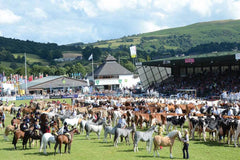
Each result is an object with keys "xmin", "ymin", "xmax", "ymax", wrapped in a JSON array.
[
  {"xmin": 62, "ymin": 51, "xmax": 82, "ymax": 58},
  {"xmin": 0, "ymin": 99, "xmax": 239, "ymax": 160},
  {"xmin": 12, "ymin": 53, "xmax": 49, "ymax": 65}
]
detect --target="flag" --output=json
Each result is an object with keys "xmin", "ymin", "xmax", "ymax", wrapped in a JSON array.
[
  {"xmin": 3, "ymin": 76, "xmax": 6, "ymax": 82},
  {"xmin": 130, "ymin": 46, "xmax": 137, "ymax": 58},
  {"xmin": 88, "ymin": 54, "xmax": 93, "ymax": 60},
  {"xmin": 29, "ymin": 75, "xmax": 33, "ymax": 82},
  {"xmin": 0, "ymin": 74, "xmax": 2, "ymax": 82}
]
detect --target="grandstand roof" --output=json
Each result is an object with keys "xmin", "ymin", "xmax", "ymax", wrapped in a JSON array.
[
  {"xmin": 20, "ymin": 76, "xmax": 87, "ymax": 90},
  {"xmin": 142, "ymin": 51, "xmax": 240, "ymax": 67}
]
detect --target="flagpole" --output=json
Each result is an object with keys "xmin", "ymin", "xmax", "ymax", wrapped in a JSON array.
[
  {"xmin": 25, "ymin": 52, "xmax": 27, "ymax": 95},
  {"xmin": 92, "ymin": 53, "xmax": 94, "ymax": 80}
]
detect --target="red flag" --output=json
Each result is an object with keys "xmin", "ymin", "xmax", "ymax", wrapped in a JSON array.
[{"xmin": 29, "ymin": 75, "xmax": 33, "ymax": 82}]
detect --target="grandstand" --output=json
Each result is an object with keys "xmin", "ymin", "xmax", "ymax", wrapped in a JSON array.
[{"xmin": 137, "ymin": 51, "xmax": 240, "ymax": 97}]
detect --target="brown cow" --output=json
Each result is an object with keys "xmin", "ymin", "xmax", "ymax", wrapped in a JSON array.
[{"xmin": 139, "ymin": 113, "xmax": 150, "ymax": 129}]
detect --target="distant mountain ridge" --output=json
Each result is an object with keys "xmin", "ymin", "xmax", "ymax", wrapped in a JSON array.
[{"xmin": 70, "ymin": 19, "xmax": 240, "ymax": 59}]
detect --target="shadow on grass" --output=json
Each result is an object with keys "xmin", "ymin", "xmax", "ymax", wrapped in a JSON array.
[
  {"xmin": 24, "ymin": 152, "xmax": 56, "ymax": 156},
  {"xmin": 99, "ymin": 144, "xmax": 113, "ymax": 147},
  {"xmin": 192, "ymin": 140, "xmax": 235, "ymax": 147},
  {"xmin": 136, "ymin": 155, "xmax": 177, "ymax": 159},
  {"xmin": 91, "ymin": 141, "xmax": 107, "ymax": 144},
  {"xmin": 117, "ymin": 149, "xmax": 133, "ymax": 152},
  {"xmin": 0, "ymin": 147, "xmax": 32, "ymax": 151},
  {"xmin": 0, "ymin": 147, "xmax": 15, "ymax": 151}
]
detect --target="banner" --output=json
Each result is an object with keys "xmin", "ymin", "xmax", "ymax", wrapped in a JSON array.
[
  {"xmin": 50, "ymin": 95, "xmax": 62, "ymax": 99},
  {"xmin": 130, "ymin": 46, "xmax": 137, "ymax": 58},
  {"xmin": 0, "ymin": 96, "xmax": 16, "ymax": 101},
  {"xmin": 163, "ymin": 60, "xmax": 171, "ymax": 64},
  {"xmin": 185, "ymin": 58, "xmax": 195, "ymax": 63},
  {"xmin": 235, "ymin": 53, "xmax": 240, "ymax": 60},
  {"xmin": 62, "ymin": 94, "xmax": 78, "ymax": 98},
  {"xmin": 16, "ymin": 96, "xmax": 34, "ymax": 100}
]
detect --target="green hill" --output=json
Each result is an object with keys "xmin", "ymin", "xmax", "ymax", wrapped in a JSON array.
[{"xmin": 72, "ymin": 19, "xmax": 240, "ymax": 59}]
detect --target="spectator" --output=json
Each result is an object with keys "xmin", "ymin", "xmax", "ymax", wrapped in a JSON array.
[
  {"xmin": 117, "ymin": 115, "xmax": 127, "ymax": 128},
  {"xmin": 175, "ymin": 106, "xmax": 183, "ymax": 114}
]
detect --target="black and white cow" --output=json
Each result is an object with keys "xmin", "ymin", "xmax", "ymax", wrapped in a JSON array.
[
  {"xmin": 166, "ymin": 115, "xmax": 186, "ymax": 133},
  {"xmin": 189, "ymin": 116, "xmax": 201, "ymax": 140},
  {"xmin": 234, "ymin": 120, "xmax": 240, "ymax": 147},
  {"xmin": 204, "ymin": 116, "xmax": 219, "ymax": 141},
  {"xmin": 190, "ymin": 115, "xmax": 218, "ymax": 142},
  {"xmin": 218, "ymin": 118, "xmax": 230, "ymax": 143},
  {"xmin": 190, "ymin": 116, "xmax": 209, "ymax": 141}
]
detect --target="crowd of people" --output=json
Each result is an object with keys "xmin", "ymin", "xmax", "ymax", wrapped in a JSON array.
[{"xmin": 150, "ymin": 70, "xmax": 240, "ymax": 98}]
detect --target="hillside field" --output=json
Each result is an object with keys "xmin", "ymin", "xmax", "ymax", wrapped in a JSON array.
[{"xmin": 78, "ymin": 19, "xmax": 240, "ymax": 55}]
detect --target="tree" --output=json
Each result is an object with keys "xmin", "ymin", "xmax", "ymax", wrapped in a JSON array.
[
  {"xmin": 55, "ymin": 67, "xmax": 66, "ymax": 75},
  {"xmin": 75, "ymin": 63, "xmax": 86, "ymax": 76},
  {"xmin": 10, "ymin": 62, "xmax": 18, "ymax": 69},
  {"xmin": 122, "ymin": 61, "xmax": 135, "ymax": 72}
]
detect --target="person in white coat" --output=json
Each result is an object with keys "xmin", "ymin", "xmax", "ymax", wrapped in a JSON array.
[
  {"xmin": 175, "ymin": 106, "xmax": 183, "ymax": 114},
  {"xmin": 227, "ymin": 108, "xmax": 233, "ymax": 116}
]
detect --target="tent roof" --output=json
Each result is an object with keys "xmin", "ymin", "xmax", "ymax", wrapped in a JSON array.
[
  {"xmin": 20, "ymin": 76, "xmax": 87, "ymax": 90},
  {"xmin": 93, "ymin": 55, "xmax": 132, "ymax": 76}
]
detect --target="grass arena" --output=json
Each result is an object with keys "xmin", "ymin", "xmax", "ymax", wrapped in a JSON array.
[{"xmin": 0, "ymin": 98, "xmax": 239, "ymax": 160}]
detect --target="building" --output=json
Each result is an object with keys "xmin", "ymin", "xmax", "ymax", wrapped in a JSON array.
[
  {"xmin": 90, "ymin": 55, "xmax": 140, "ymax": 90},
  {"xmin": 137, "ymin": 51, "xmax": 240, "ymax": 95},
  {"xmin": 19, "ymin": 75, "xmax": 87, "ymax": 94}
]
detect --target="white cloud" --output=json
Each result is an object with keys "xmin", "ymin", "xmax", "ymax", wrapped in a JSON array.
[
  {"xmin": 50, "ymin": 0, "xmax": 56, "ymax": 3},
  {"xmin": 153, "ymin": 0, "xmax": 189, "ymax": 13},
  {"xmin": 29, "ymin": 8, "xmax": 48, "ymax": 19},
  {"xmin": 0, "ymin": 30, "xmax": 2, "ymax": 36},
  {"xmin": 138, "ymin": 0, "xmax": 153, "ymax": 8},
  {"xmin": 96, "ymin": 0, "xmax": 154, "ymax": 12},
  {"xmin": 58, "ymin": 0, "xmax": 72, "ymax": 11},
  {"xmin": 189, "ymin": 0, "xmax": 213, "ymax": 17},
  {"xmin": 97, "ymin": 0, "xmax": 125, "ymax": 12},
  {"xmin": 72, "ymin": 0, "xmax": 97, "ymax": 17},
  {"xmin": 141, "ymin": 21, "xmax": 163, "ymax": 33},
  {"xmin": 0, "ymin": 9, "xmax": 21, "ymax": 24},
  {"xmin": 151, "ymin": 12, "xmax": 166, "ymax": 19},
  {"xmin": 227, "ymin": 0, "xmax": 240, "ymax": 19}
]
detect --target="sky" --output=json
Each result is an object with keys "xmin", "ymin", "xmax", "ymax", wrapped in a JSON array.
[{"xmin": 0, "ymin": 0, "xmax": 240, "ymax": 45}]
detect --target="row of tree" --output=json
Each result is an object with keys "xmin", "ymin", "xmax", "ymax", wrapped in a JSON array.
[
  {"xmin": 0, "ymin": 62, "xmax": 86, "ymax": 79},
  {"xmin": 0, "ymin": 37, "xmax": 82, "ymax": 60}
]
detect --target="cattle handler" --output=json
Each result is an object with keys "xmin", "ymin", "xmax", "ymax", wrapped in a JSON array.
[{"xmin": 182, "ymin": 129, "xmax": 189, "ymax": 159}]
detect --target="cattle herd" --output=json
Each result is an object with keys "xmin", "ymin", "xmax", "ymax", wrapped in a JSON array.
[{"xmin": 0, "ymin": 95, "xmax": 240, "ymax": 156}]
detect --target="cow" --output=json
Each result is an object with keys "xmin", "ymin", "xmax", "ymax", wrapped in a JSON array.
[
  {"xmin": 204, "ymin": 116, "xmax": 219, "ymax": 141},
  {"xmin": 166, "ymin": 115, "xmax": 186, "ymax": 133},
  {"xmin": 190, "ymin": 116, "xmax": 208, "ymax": 141},
  {"xmin": 234, "ymin": 120, "xmax": 240, "ymax": 147},
  {"xmin": 139, "ymin": 114, "xmax": 150, "ymax": 129}
]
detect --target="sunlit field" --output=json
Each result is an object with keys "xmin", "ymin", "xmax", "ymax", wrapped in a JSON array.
[{"xmin": 0, "ymin": 99, "xmax": 239, "ymax": 160}]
